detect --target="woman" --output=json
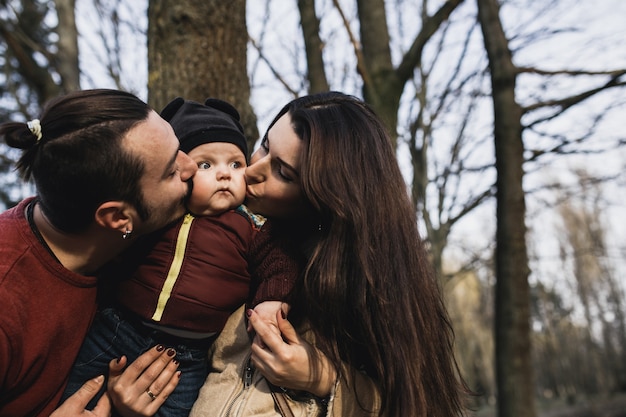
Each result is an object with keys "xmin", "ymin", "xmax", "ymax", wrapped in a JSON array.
[{"xmin": 193, "ymin": 92, "xmax": 469, "ymax": 417}]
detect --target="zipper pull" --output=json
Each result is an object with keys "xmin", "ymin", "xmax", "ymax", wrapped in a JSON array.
[
  {"xmin": 243, "ymin": 356, "xmax": 254, "ymax": 389},
  {"xmin": 244, "ymin": 359, "xmax": 253, "ymax": 388}
]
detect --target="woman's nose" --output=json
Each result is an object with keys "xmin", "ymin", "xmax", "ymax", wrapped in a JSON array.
[{"xmin": 245, "ymin": 153, "xmax": 268, "ymax": 184}]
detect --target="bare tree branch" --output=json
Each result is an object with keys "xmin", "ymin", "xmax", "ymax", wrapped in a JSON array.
[
  {"xmin": 523, "ymin": 73, "xmax": 626, "ymax": 125},
  {"xmin": 331, "ymin": 0, "xmax": 371, "ymax": 86},
  {"xmin": 248, "ymin": 35, "xmax": 299, "ymax": 97},
  {"xmin": 396, "ymin": 0, "xmax": 464, "ymax": 84}
]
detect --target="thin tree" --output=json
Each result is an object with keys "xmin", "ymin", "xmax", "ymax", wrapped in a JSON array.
[
  {"xmin": 476, "ymin": 0, "xmax": 534, "ymax": 416},
  {"xmin": 0, "ymin": 0, "xmax": 79, "ymax": 208},
  {"xmin": 557, "ymin": 171, "xmax": 626, "ymax": 393},
  {"xmin": 475, "ymin": 0, "xmax": 626, "ymax": 412},
  {"xmin": 350, "ymin": 0, "xmax": 463, "ymax": 143},
  {"xmin": 297, "ymin": 0, "xmax": 329, "ymax": 93},
  {"xmin": 0, "ymin": 0, "xmax": 76, "ymax": 108}
]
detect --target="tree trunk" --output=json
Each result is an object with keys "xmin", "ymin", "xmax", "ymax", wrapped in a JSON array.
[
  {"xmin": 148, "ymin": 0, "xmax": 258, "ymax": 146},
  {"xmin": 298, "ymin": 0, "xmax": 328, "ymax": 93},
  {"xmin": 355, "ymin": 0, "xmax": 400, "ymax": 137},
  {"xmin": 54, "ymin": 0, "xmax": 80, "ymax": 92},
  {"xmin": 0, "ymin": 0, "xmax": 64, "ymax": 106},
  {"xmin": 476, "ymin": 0, "xmax": 535, "ymax": 417},
  {"xmin": 354, "ymin": 0, "xmax": 463, "ymax": 145}
]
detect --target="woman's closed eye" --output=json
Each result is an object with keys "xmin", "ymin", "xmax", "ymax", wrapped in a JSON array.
[{"xmin": 277, "ymin": 167, "xmax": 294, "ymax": 182}]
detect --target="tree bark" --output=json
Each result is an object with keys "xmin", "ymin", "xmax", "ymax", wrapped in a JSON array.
[
  {"xmin": 148, "ymin": 0, "xmax": 258, "ymax": 146},
  {"xmin": 298, "ymin": 0, "xmax": 328, "ymax": 93},
  {"xmin": 355, "ymin": 0, "xmax": 400, "ymax": 135},
  {"xmin": 54, "ymin": 0, "xmax": 80, "ymax": 92},
  {"xmin": 354, "ymin": 0, "xmax": 463, "ymax": 145},
  {"xmin": 476, "ymin": 0, "xmax": 535, "ymax": 416},
  {"xmin": 0, "ymin": 0, "xmax": 64, "ymax": 106}
]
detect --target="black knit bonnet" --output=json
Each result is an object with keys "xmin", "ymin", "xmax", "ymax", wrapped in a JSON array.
[{"xmin": 160, "ymin": 97, "xmax": 247, "ymax": 158}]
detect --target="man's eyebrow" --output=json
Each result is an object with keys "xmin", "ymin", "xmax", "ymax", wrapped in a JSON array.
[{"xmin": 161, "ymin": 149, "xmax": 179, "ymax": 178}]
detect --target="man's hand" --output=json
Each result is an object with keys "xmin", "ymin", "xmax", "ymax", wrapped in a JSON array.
[{"xmin": 50, "ymin": 375, "xmax": 112, "ymax": 417}]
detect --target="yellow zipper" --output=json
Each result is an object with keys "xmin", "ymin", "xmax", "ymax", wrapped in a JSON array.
[{"xmin": 151, "ymin": 213, "xmax": 194, "ymax": 321}]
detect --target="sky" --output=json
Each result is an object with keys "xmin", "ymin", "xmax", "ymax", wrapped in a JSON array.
[{"xmin": 74, "ymin": 0, "xmax": 625, "ymax": 314}]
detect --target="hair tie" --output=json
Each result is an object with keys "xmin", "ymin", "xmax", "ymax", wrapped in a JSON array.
[{"xmin": 27, "ymin": 119, "xmax": 43, "ymax": 142}]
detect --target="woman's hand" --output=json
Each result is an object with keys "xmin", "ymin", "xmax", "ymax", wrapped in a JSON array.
[
  {"xmin": 247, "ymin": 307, "xmax": 336, "ymax": 398},
  {"xmin": 106, "ymin": 345, "xmax": 181, "ymax": 417}
]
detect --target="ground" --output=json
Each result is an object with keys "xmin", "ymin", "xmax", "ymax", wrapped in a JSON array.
[{"xmin": 469, "ymin": 394, "xmax": 626, "ymax": 417}]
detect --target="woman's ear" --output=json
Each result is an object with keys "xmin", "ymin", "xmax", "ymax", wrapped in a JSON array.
[{"xmin": 94, "ymin": 201, "xmax": 133, "ymax": 233}]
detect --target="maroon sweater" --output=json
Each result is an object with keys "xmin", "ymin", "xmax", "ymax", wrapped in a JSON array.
[
  {"xmin": 115, "ymin": 206, "xmax": 301, "ymax": 333},
  {"xmin": 0, "ymin": 198, "xmax": 99, "ymax": 417}
]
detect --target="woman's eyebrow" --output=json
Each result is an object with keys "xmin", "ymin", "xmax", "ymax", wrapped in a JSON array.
[
  {"xmin": 276, "ymin": 157, "xmax": 300, "ymax": 178},
  {"xmin": 266, "ymin": 133, "xmax": 299, "ymax": 177}
]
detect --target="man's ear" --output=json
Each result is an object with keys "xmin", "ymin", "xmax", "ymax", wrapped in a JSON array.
[{"xmin": 95, "ymin": 201, "xmax": 133, "ymax": 233}]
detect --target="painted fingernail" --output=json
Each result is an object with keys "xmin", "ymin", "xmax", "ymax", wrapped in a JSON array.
[
  {"xmin": 246, "ymin": 309, "xmax": 253, "ymax": 317},
  {"xmin": 167, "ymin": 348, "xmax": 176, "ymax": 357},
  {"xmin": 173, "ymin": 359, "xmax": 180, "ymax": 365},
  {"xmin": 177, "ymin": 371, "xmax": 182, "ymax": 379},
  {"xmin": 156, "ymin": 344, "xmax": 165, "ymax": 352}
]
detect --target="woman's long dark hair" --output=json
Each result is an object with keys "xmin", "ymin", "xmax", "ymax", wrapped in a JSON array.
[{"xmin": 269, "ymin": 92, "xmax": 469, "ymax": 417}]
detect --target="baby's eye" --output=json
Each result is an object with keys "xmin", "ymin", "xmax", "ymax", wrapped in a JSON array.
[
  {"xmin": 231, "ymin": 161, "xmax": 244, "ymax": 169},
  {"xmin": 198, "ymin": 162, "xmax": 211, "ymax": 170}
]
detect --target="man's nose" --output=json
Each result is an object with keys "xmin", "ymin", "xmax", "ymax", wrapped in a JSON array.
[{"xmin": 178, "ymin": 151, "xmax": 197, "ymax": 181}]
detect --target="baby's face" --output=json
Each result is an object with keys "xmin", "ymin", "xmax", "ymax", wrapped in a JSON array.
[{"xmin": 186, "ymin": 142, "xmax": 247, "ymax": 216}]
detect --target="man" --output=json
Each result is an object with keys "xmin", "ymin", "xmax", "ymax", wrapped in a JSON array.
[{"xmin": 0, "ymin": 89, "xmax": 197, "ymax": 417}]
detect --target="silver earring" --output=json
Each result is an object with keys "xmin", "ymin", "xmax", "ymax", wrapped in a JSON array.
[{"xmin": 122, "ymin": 229, "xmax": 132, "ymax": 240}]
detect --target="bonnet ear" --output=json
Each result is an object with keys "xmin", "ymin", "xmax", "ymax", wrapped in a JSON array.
[
  {"xmin": 204, "ymin": 98, "xmax": 242, "ymax": 122},
  {"xmin": 160, "ymin": 97, "xmax": 186, "ymax": 122}
]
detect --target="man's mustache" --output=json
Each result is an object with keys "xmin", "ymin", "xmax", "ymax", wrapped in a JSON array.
[{"xmin": 184, "ymin": 178, "xmax": 194, "ymax": 207}]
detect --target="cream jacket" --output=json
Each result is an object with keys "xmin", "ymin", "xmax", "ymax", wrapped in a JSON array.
[{"xmin": 190, "ymin": 305, "xmax": 382, "ymax": 417}]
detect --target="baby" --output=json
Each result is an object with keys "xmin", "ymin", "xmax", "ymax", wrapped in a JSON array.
[{"xmin": 62, "ymin": 98, "xmax": 302, "ymax": 417}]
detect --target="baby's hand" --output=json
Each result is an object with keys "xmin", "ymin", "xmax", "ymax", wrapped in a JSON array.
[{"xmin": 248, "ymin": 301, "xmax": 287, "ymax": 339}]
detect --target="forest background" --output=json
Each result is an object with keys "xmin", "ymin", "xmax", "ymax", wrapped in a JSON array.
[{"xmin": 1, "ymin": 1, "xmax": 625, "ymax": 417}]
